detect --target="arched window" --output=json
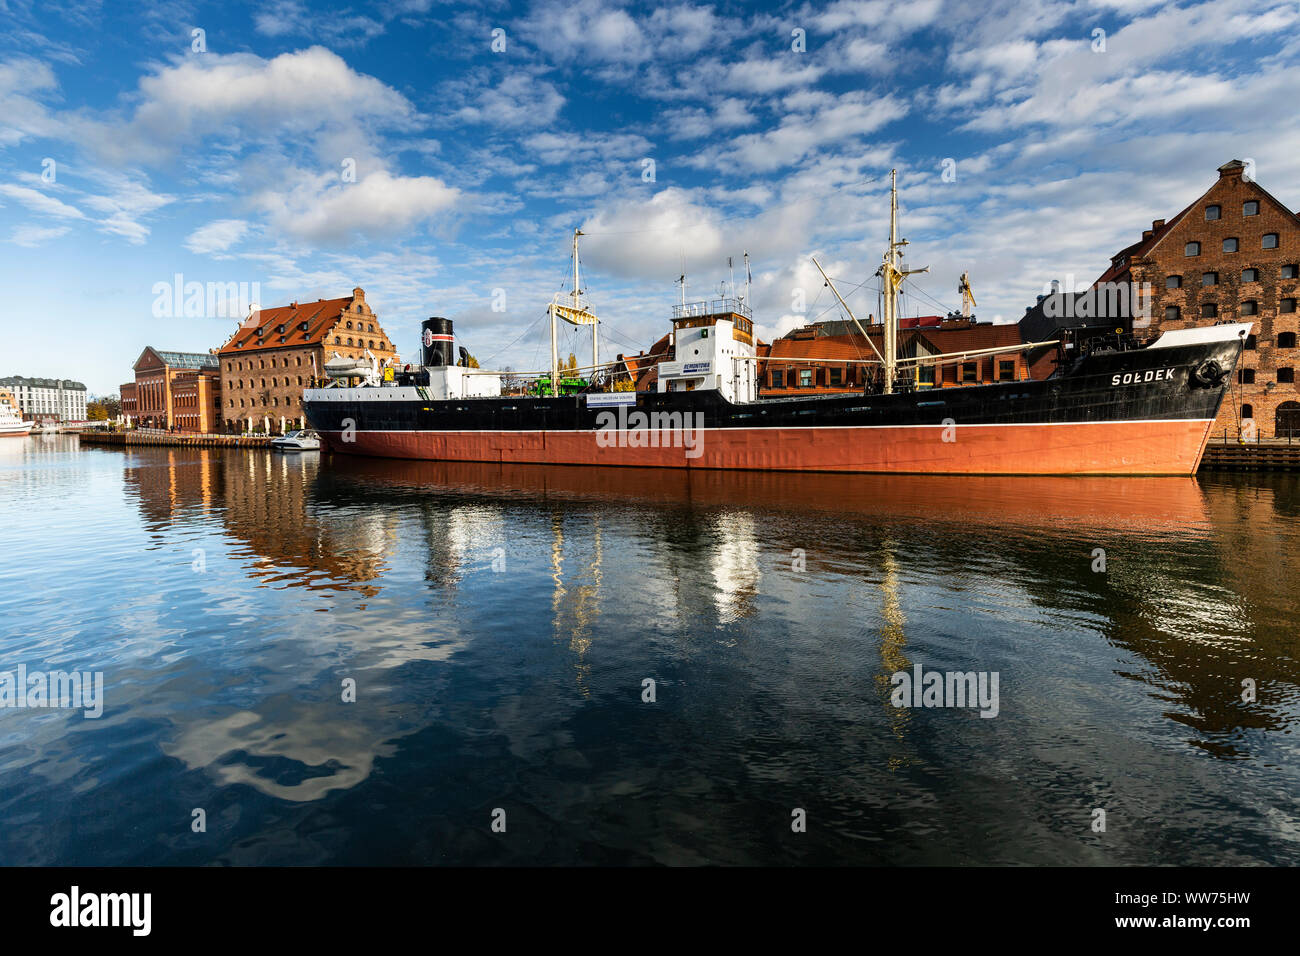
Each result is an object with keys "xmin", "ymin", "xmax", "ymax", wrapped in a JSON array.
[{"xmin": 346, "ymin": 321, "xmax": 353, "ymax": 330}]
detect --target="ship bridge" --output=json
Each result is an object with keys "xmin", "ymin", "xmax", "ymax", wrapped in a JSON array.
[{"xmin": 659, "ymin": 297, "xmax": 758, "ymax": 402}]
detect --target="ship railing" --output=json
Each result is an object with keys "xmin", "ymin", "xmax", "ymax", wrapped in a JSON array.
[{"xmin": 672, "ymin": 298, "xmax": 752, "ymax": 320}]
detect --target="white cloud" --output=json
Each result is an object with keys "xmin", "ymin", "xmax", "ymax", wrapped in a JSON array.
[
  {"xmin": 0, "ymin": 183, "xmax": 87, "ymax": 219},
  {"xmin": 253, "ymin": 169, "xmax": 460, "ymax": 243},
  {"xmin": 449, "ymin": 73, "xmax": 566, "ymax": 128},
  {"xmin": 7, "ymin": 224, "xmax": 71, "ymax": 246},
  {"xmin": 184, "ymin": 219, "xmax": 250, "ymax": 255}
]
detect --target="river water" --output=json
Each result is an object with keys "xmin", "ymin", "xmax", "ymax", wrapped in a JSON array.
[{"xmin": 1, "ymin": 434, "xmax": 1298, "ymax": 865}]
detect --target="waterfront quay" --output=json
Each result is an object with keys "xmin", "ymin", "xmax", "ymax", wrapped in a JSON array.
[{"xmin": 79, "ymin": 429, "xmax": 272, "ymax": 449}]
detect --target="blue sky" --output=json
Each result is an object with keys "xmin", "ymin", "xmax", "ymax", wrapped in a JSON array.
[{"xmin": 1, "ymin": 0, "xmax": 1298, "ymax": 394}]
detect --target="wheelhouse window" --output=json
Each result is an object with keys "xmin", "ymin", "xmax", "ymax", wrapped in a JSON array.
[
  {"xmin": 998, "ymin": 360, "xmax": 1015, "ymax": 381},
  {"xmin": 799, "ymin": 369, "xmax": 812, "ymax": 387},
  {"xmin": 770, "ymin": 369, "xmax": 783, "ymax": 388},
  {"xmin": 961, "ymin": 362, "xmax": 978, "ymax": 383},
  {"xmin": 829, "ymin": 367, "xmax": 843, "ymax": 387}
]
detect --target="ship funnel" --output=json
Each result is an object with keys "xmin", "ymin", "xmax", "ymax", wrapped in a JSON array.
[{"xmin": 421, "ymin": 316, "xmax": 454, "ymax": 367}]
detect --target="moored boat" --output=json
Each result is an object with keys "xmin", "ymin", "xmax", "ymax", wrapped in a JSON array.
[
  {"xmin": 0, "ymin": 398, "xmax": 32, "ymax": 438},
  {"xmin": 303, "ymin": 172, "xmax": 1249, "ymax": 477}
]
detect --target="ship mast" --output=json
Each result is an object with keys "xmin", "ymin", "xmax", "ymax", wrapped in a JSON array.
[
  {"xmin": 547, "ymin": 228, "xmax": 600, "ymax": 397},
  {"xmin": 878, "ymin": 169, "xmax": 928, "ymax": 394}
]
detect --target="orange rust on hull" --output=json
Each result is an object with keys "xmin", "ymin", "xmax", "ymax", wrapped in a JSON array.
[{"xmin": 319, "ymin": 420, "xmax": 1214, "ymax": 476}]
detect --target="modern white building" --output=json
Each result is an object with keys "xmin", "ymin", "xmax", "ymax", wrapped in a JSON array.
[{"xmin": 0, "ymin": 376, "xmax": 88, "ymax": 422}]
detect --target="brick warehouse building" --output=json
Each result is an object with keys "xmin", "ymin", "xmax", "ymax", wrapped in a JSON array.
[
  {"xmin": 217, "ymin": 287, "xmax": 398, "ymax": 434},
  {"xmin": 1092, "ymin": 159, "xmax": 1300, "ymax": 438},
  {"xmin": 124, "ymin": 348, "xmax": 220, "ymax": 431}
]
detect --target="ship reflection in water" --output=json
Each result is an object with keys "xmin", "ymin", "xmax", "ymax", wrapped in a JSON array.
[{"xmin": 2, "ymin": 436, "xmax": 1299, "ymax": 865}]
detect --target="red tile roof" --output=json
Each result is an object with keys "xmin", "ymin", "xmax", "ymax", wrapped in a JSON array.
[{"xmin": 219, "ymin": 295, "xmax": 376, "ymax": 354}]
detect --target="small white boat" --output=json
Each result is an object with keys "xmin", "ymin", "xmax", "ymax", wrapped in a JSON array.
[
  {"xmin": 270, "ymin": 429, "xmax": 321, "ymax": 451},
  {"xmin": 0, "ymin": 399, "xmax": 32, "ymax": 438}
]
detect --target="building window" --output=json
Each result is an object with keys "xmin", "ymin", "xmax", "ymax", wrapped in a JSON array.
[
  {"xmin": 998, "ymin": 360, "xmax": 1015, "ymax": 381},
  {"xmin": 1201, "ymin": 303, "xmax": 1218, "ymax": 318},
  {"xmin": 1280, "ymin": 368, "xmax": 1296, "ymax": 384},
  {"xmin": 770, "ymin": 370, "xmax": 783, "ymax": 388},
  {"xmin": 335, "ymin": 337, "xmax": 341, "ymax": 345},
  {"xmin": 1165, "ymin": 275, "xmax": 1181, "ymax": 289},
  {"xmin": 1284, "ymin": 265, "xmax": 1299, "ymax": 279},
  {"xmin": 1239, "ymin": 369, "xmax": 1255, "ymax": 384},
  {"xmin": 1205, "ymin": 204, "xmax": 1220, "ymax": 220},
  {"xmin": 1280, "ymin": 332, "xmax": 1297, "ymax": 348},
  {"xmin": 368, "ymin": 324, "xmax": 374, "ymax": 332},
  {"xmin": 1185, "ymin": 242, "xmax": 1200, "ymax": 257},
  {"xmin": 961, "ymin": 362, "xmax": 977, "ymax": 383},
  {"xmin": 346, "ymin": 321, "xmax": 353, "ymax": 330},
  {"xmin": 1246, "ymin": 334, "xmax": 1257, "ymax": 350},
  {"xmin": 1242, "ymin": 404, "xmax": 1253, "ymax": 419},
  {"xmin": 1283, "ymin": 298, "xmax": 1297, "ymax": 314},
  {"xmin": 799, "ymin": 369, "xmax": 812, "ymax": 387},
  {"xmin": 1241, "ymin": 301, "xmax": 1258, "ymax": 316},
  {"xmin": 1164, "ymin": 306, "xmax": 1181, "ymax": 321},
  {"xmin": 1242, "ymin": 269, "xmax": 1258, "ymax": 283},
  {"xmin": 1202, "ymin": 272, "xmax": 1218, "ymax": 286},
  {"xmin": 1263, "ymin": 233, "xmax": 1279, "ymax": 249},
  {"xmin": 1244, "ymin": 201, "xmax": 1259, "ymax": 217},
  {"xmin": 1223, "ymin": 238, "xmax": 1238, "ymax": 253}
]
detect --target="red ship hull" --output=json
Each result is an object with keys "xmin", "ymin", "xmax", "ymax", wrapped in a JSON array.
[{"xmin": 317, "ymin": 417, "xmax": 1216, "ymax": 476}]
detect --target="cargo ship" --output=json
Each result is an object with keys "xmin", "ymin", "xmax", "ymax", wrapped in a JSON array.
[{"xmin": 303, "ymin": 174, "xmax": 1249, "ymax": 476}]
